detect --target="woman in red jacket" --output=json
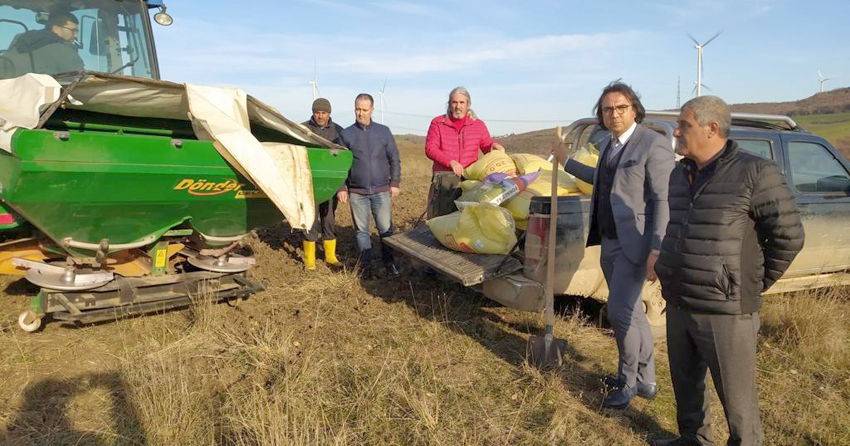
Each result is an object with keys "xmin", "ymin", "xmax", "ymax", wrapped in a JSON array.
[{"xmin": 424, "ymin": 86, "xmax": 504, "ymax": 218}]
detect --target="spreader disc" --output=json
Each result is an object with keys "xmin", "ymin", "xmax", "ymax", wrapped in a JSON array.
[
  {"xmin": 25, "ymin": 268, "xmax": 113, "ymax": 291},
  {"xmin": 187, "ymin": 254, "xmax": 253, "ymax": 273}
]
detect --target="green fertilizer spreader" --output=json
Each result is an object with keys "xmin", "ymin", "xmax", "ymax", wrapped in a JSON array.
[{"xmin": 0, "ymin": 73, "xmax": 351, "ymax": 331}]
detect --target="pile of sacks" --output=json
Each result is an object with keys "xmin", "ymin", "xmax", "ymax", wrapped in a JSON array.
[{"xmin": 427, "ymin": 148, "xmax": 598, "ymax": 255}]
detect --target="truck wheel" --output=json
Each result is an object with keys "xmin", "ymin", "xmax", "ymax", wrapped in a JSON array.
[{"xmin": 18, "ymin": 310, "xmax": 42, "ymax": 333}]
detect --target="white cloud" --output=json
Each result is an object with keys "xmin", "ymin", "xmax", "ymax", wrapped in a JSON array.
[
  {"xmin": 333, "ymin": 32, "xmax": 634, "ymax": 75},
  {"xmin": 368, "ymin": 1, "xmax": 440, "ymax": 18},
  {"xmin": 647, "ymin": 0, "xmax": 778, "ymax": 21}
]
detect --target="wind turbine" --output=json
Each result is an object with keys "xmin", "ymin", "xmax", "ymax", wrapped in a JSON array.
[
  {"xmin": 818, "ymin": 69, "xmax": 834, "ymax": 93},
  {"xmin": 689, "ymin": 31, "xmax": 722, "ymax": 97},
  {"xmin": 378, "ymin": 79, "xmax": 387, "ymax": 124},
  {"xmin": 309, "ymin": 60, "xmax": 320, "ymax": 101}
]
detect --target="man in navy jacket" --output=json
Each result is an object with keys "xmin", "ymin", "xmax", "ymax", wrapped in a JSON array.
[{"xmin": 338, "ymin": 93, "xmax": 401, "ymax": 279}]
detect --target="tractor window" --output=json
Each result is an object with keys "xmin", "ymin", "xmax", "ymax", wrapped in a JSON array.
[
  {"xmin": 0, "ymin": 0, "xmax": 155, "ymax": 79},
  {"xmin": 787, "ymin": 141, "xmax": 850, "ymax": 195}
]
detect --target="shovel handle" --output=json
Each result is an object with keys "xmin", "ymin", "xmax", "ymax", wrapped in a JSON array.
[{"xmin": 543, "ymin": 131, "xmax": 561, "ymax": 358}]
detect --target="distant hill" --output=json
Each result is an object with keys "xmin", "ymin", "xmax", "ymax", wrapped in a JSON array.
[
  {"xmin": 730, "ymin": 87, "xmax": 850, "ymax": 116},
  {"xmin": 395, "ymin": 88, "xmax": 850, "ymax": 158},
  {"xmin": 493, "ymin": 88, "xmax": 850, "ymax": 157}
]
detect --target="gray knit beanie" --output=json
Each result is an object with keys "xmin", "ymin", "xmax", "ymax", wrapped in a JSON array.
[{"xmin": 312, "ymin": 98, "xmax": 332, "ymax": 113}]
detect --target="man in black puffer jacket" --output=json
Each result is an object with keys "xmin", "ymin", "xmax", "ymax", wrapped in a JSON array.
[{"xmin": 655, "ymin": 96, "xmax": 804, "ymax": 446}]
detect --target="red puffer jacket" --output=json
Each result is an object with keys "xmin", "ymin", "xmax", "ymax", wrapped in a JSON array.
[{"xmin": 425, "ymin": 114, "xmax": 498, "ymax": 172}]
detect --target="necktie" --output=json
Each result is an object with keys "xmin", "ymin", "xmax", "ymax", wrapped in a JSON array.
[{"xmin": 608, "ymin": 139, "xmax": 623, "ymax": 166}]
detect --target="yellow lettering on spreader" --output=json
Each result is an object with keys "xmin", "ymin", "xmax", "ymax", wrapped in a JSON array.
[{"xmin": 173, "ymin": 179, "xmax": 248, "ymax": 197}]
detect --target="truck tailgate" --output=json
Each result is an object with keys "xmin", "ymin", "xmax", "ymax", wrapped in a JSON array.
[{"xmin": 384, "ymin": 225, "xmax": 522, "ymax": 286}]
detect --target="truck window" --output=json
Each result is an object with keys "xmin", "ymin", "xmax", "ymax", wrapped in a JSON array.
[
  {"xmin": 787, "ymin": 141, "xmax": 850, "ymax": 195},
  {"xmin": 736, "ymin": 139, "xmax": 773, "ymax": 160}
]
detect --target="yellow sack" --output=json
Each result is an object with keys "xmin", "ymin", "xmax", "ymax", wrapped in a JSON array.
[
  {"xmin": 427, "ymin": 203, "xmax": 517, "ymax": 254},
  {"xmin": 460, "ymin": 179, "xmax": 481, "ymax": 192},
  {"xmin": 463, "ymin": 150, "xmax": 518, "ymax": 180},
  {"xmin": 510, "ymin": 153, "xmax": 567, "ymax": 175},
  {"xmin": 571, "ymin": 144, "xmax": 599, "ymax": 195},
  {"xmin": 502, "ymin": 171, "xmax": 582, "ymax": 229}
]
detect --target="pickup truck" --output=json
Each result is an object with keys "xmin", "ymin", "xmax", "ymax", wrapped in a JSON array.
[{"xmin": 385, "ymin": 112, "xmax": 850, "ymax": 328}]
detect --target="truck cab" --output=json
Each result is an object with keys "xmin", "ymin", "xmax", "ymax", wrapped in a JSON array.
[{"xmin": 0, "ymin": 0, "xmax": 164, "ymax": 80}]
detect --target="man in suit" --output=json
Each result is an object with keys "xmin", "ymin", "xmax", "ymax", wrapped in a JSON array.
[{"xmin": 562, "ymin": 81, "xmax": 675, "ymax": 408}]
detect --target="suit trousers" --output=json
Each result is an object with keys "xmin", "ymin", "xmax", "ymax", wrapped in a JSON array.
[
  {"xmin": 666, "ymin": 305, "xmax": 763, "ymax": 446},
  {"xmin": 600, "ymin": 238, "xmax": 655, "ymax": 387}
]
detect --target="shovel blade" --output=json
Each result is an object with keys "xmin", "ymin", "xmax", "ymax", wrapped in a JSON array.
[{"xmin": 527, "ymin": 334, "xmax": 567, "ymax": 369}]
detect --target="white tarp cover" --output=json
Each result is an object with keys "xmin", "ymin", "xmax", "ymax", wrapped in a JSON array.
[
  {"xmin": 0, "ymin": 73, "xmax": 318, "ymax": 229},
  {"xmin": 0, "ymin": 73, "xmax": 62, "ymax": 152}
]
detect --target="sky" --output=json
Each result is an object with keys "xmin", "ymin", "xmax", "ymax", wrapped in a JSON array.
[{"xmin": 152, "ymin": 0, "xmax": 850, "ymax": 137}]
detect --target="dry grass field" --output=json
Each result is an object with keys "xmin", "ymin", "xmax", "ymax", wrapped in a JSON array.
[{"xmin": 0, "ymin": 137, "xmax": 849, "ymax": 445}]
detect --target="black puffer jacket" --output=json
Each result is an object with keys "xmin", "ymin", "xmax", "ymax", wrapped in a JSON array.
[{"xmin": 656, "ymin": 141, "xmax": 804, "ymax": 314}]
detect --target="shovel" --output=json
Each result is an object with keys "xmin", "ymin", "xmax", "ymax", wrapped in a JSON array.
[{"xmin": 528, "ymin": 126, "xmax": 569, "ymax": 368}]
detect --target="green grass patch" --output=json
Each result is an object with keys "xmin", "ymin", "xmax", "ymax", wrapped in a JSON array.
[{"xmin": 793, "ymin": 112, "xmax": 850, "ymax": 154}]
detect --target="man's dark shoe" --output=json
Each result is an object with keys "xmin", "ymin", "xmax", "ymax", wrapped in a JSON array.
[
  {"xmin": 636, "ymin": 382, "xmax": 658, "ymax": 400},
  {"xmin": 359, "ymin": 265, "xmax": 373, "ymax": 280},
  {"xmin": 602, "ymin": 376, "xmax": 657, "ymax": 400},
  {"xmin": 602, "ymin": 383, "xmax": 639, "ymax": 409},
  {"xmin": 386, "ymin": 262, "xmax": 400, "ymax": 277},
  {"xmin": 603, "ymin": 375, "xmax": 622, "ymax": 389},
  {"xmin": 358, "ymin": 249, "xmax": 372, "ymax": 279}
]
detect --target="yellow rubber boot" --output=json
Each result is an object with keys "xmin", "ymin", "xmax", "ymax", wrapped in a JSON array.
[
  {"xmin": 323, "ymin": 239, "xmax": 342, "ymax": 267},
  {"xmin": 303, "ymin": 241, "xmax": 317, "ymax": 271}
]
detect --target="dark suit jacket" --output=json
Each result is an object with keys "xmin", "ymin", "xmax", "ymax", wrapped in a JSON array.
[{"xmin": 565, "ymin": 124, "xmax": 675, "ymax": 264}]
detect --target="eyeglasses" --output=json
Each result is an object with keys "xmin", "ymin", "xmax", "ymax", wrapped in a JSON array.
[
  {"xmin": 58, "ymin": 25, "xmax": 79, "ymax": 34},
  {"xmin": 601, "ymin": 104, "xmax": 631, "ymax": 115}
]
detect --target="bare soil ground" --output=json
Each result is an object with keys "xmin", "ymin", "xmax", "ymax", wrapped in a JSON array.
[{"xmin": 0, "ymin": 139, "xmax": 848, "ymax": 445}]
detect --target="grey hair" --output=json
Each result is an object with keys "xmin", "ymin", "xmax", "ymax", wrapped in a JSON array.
[
  {"xmin": 446, "ymin": 86, "xmax": 477, "ymax": 119},
  {"xmin": 681, "ymin": 95, "xmax": 731, "ymax": 138}
]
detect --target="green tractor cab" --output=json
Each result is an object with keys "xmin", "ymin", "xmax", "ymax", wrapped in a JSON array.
[{"xmin": 0, "ymin": 1, "xmax": 352, "ymax": 331}]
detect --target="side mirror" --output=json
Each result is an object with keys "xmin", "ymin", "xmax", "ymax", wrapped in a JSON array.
[{"xmin": 816, "ymin": 175, "xmax": 850, "ymax": 193}]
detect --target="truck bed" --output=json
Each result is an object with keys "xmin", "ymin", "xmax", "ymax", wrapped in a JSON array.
[{"xmin": 384, "ymin": 225, "xmax": 522, "ymax": 286}]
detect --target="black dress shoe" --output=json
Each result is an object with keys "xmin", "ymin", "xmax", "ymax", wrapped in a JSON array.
[
  {"xmin": 602, "ymin": 376, "xmax": 657, "ymax": 400},
  {"xmin": 636, "ymin": 382, "xmax": 658, "ymax": 400},
  {"xmin": 359, "ymin": 265, "xmax": 373, "ymax": 280},
  {"xmin": 602, "ymin": 383, "xmax": 638, "ymax": 409},
  {"xmin": 603, "ymin": 375, "xmax": 622, "ymax": 388}
]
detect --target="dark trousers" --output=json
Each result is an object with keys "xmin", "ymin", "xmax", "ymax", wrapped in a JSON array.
[
  {"xmin": 426, "ymin": 171, "xmax": 461, "ymax": 219},
  {"xmin": 600, "ymin": 238, "xmax": 655, "ymax": 387},
  {"xmin": 305, "ymin": 197, "xmax": 337, "ymax": 242},
  {"xmin": 666, "ymin": 305, "xmax": 763, "ymax": 446}
]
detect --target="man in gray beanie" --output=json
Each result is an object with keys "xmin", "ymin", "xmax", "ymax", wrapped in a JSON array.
[{"xmin": 301, "ymin": 98, "xmax": 345, "ymax": 270}]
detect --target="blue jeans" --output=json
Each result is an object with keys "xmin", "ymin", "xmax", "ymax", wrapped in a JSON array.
[{"xmin": 349, "ymin": 191, "xmax": 393, "ymax": 253}]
